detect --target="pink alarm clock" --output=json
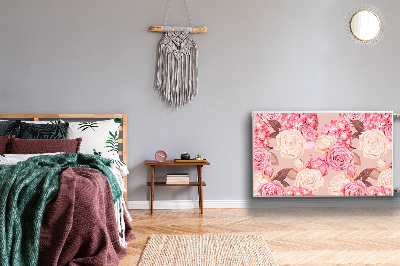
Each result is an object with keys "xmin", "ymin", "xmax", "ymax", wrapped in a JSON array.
[{"xmin": 155, "ymin": 150, "xmax": 167, "ymax": 162}]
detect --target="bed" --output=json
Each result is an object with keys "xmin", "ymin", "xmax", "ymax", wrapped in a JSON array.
[{"xmin": 0, "ymin": 114, "xmax": 133, "ymax": 266}]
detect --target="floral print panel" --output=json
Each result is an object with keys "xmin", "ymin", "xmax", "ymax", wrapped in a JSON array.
[{"xmin": 253, "ymin": 112, "xmax": 393, "ymax": 197}]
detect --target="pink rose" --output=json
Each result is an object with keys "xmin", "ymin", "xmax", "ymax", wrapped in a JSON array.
[
  {"xmin": 257, "ymin": 180, "xmax": 285, "ymax": 196},
  {"xmin": 325, "ymin": 146, "xmax": 354, "ymax": 171},
  {"xmin": 254, "ymin": 146, "xmax": 272, "ymax": 175},
  {"xmin": 307, "ymin": 158, "xmax": 329, "ymax": 176},
  {"xmin": 300, "ymin": 126, "xmax": 318, "ymax": 142},
  {"xmin": 263, "ymin": 166, "xmax": 274, "ymax": 178},
  {"xmin": 340, "ymin": 181, "xmax": 367, "ymax": 196},
  {"xmin": 346, "ymin": 165, "xmax": 356, "ymax": 177}
]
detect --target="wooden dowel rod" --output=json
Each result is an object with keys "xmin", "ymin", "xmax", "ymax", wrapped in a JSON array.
[{"xmin": 149, "ymin": 25, "xmax": 208, "ymax": 33}]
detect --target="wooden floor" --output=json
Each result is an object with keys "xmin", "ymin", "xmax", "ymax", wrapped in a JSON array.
[{"xmin": 120, "ymin": 207, "xmax": 400, "ymax": 266}]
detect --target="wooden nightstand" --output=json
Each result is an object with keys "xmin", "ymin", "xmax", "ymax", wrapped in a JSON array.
[{"xmin": 144, "ymin": 160, "xmax": 210, "ymax": 214}]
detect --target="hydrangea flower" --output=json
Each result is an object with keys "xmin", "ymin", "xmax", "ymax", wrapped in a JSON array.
[
  {"xmin": 369, "ymin": 186, "xmax": 392, "ymax": 196},
  {"xmin": 364, "ymin": 113, "xmax": 392, "ymax": 143},
  {"xmin": 286, "ymin": 186, "xmax": 314, "ymax": 196},
  {"xmin": 254, "ymin": 121, "xmax": 271, "ymax": 148},
  {"xmin": 281, "ymin": 113, "xmax": 318, "ymax": 131},
  {"xmin": 321, "ymin": 120, "xmax": 352, "ymax": 147}
]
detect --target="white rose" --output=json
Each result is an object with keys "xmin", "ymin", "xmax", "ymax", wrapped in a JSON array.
[
  {"xmin": 293, "ymin": 159, "xmax": 305, "ymax": 172},
  {"xmin": 315, "ymin": 135, "xmax": 336, "ymax": 155},
  {"xmin": 295, "ymin": 168, "xmax": 324, "ymax": 193},
  {"xmin": 329, "ymin": 173, "xmax": 350, "ymax": 195},
  {"xmin": 377, "ymin": 169, "xmax": 392, "ymax": 188},
  {"xmin": 276, "ymin": 129, "xmax": 306, "ymax": 159},
  {"xmin": 377, "ymin": 159, "xmax": 388, "ymax": 172},
  {"xmin": 359, "ymin": 129, "xmax": 389, "ymax": 159}
]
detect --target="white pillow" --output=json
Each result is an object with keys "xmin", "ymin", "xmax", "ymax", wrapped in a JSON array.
[
  {"xmin": 66, "ymin": 119, "xmax": 121, "ymax": 162},
  {"xmin": 27, "ymin": 120, "xmax": 64, "ymax": 124},
  {"xmin": 0, "ymin": 120, "xmax": 63, "ymax": 124}
]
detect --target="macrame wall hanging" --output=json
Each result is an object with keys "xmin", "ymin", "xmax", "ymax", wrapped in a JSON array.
[{"xmin": 150, "ymin": 0, "xmax": 208, "ymax": 109}]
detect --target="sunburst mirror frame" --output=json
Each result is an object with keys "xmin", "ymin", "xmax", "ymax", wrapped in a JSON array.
[{"xmin": 345, "ymin": 6, "xmax": 384, "ymax": 46}]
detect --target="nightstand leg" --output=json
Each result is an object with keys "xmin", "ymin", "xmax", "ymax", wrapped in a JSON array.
[
  {"xmin": 151, "ymin": 165, "xmax": 155, "ymax": 215},
  {"xmin": 197, "ymin": 165, "xmax": 203, "ymax": 214}
]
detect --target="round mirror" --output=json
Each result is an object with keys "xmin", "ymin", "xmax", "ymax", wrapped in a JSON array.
[
  {"xmin": 351, "ymin": 10, "xmax": 380, "ymax": 41},
  {"xmin": 346, "ymin": 7, "xmax": 383, "ymax": 45}
]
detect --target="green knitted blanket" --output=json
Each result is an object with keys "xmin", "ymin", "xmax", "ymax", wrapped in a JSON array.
[{"xmin": 0, "ymin": 153, "xmax": 122, "ymax": 266}]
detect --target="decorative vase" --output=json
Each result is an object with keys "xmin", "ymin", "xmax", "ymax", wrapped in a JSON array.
[{"xmin": 181, "ymin": 152, "xmax": 190, "ymax": 160}]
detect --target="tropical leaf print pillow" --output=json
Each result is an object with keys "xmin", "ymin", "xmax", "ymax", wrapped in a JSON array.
[
  {"xmin": 19, "ymin": 122, "xmax": 69, "ymax": 139},
  {"xmin": 66, "ymin": 119, "xmax": 122, "ymax": 164},
  {"xmin": 0, "ymin": 120, "xmax": 20, "ymax": 136},
  {"xmin": 253, "ymin": 112, "xmax": 393, "ymax": 197}
]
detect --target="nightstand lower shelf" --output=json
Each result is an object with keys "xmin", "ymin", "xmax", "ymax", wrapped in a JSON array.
[
  {"xmin": 144, "ymin": 160, "xmax": 211, "ymax": 214},
  {"xmin": 147, "ymin": 181, "xmax": 206, "ymax": 187}
]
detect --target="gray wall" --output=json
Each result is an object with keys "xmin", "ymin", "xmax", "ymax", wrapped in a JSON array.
[{"xmin": 1, "ymin": 0, "xmax": 399, "ymax": 205}]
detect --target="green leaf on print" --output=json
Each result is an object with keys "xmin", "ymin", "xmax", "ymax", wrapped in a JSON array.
[
  {"xmin": 273, "ymin": 168, "xmax": 292, "ymax": 182},
  {"xmin": 355, "ymin": 168, "xmax": 380, "ymax": 183},
  {"xmin": 364, "ymin": 181, "xmax": 373, "ymax": 187},
  {"xmin": 281, "ymin": 180, "xmax": 290, "ymax": 187},
  {"xmin": 111, "ymin": 159, "xmax": 125, "ymax": 167},
  {"xmin": 0, "ymin": 154, "xmax": 5, "ymax": 157},
  {"xmin": 93, "ymin": 149, "xmax": 102, "ymax": 157},
  {"xmin": 50, "ymin": 120, "xmax": 62, "ymax": 124},
  {"xmin": 269, "ymin": 120, "xmax": 281, "ymax": 132},
  {"xmin": 78, "ymin": 122, "xmax": 99, "ymax": 132},
  {"xmin": 114, "ymin": 118, "xmax": 122, "ymax": 124},
  {"xmin": 105, "ymin": 131, "xmax": 119, "ymax": 153},
  {"xmin": 271, "ymin": 152, "xmax": 279, "ymax": 165},
  {"xmin": 351, "ymin": 120, "xmax": 364, "ymax": 133},
  {"xmin": 353, "ymin": 152, "xmax": 361, "ymax": 165},
  {"xmin": 352, "ymin": 132, "xmax": 362, "ymax": 139},
  {"xmin": 270, "ymin": 132, "xmax": 279, "ymax": 139}
]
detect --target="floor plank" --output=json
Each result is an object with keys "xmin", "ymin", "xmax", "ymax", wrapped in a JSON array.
[{"xmin": 120, "ymin": 207, "xmax": 400, "ymax": 265}]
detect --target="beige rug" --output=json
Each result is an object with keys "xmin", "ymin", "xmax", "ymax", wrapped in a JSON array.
[{"xmin": 138, "ymin": 234, "xmax": 277, "ymax": 266}]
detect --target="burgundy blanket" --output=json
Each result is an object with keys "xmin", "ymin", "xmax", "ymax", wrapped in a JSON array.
[{"xmin": 38, "ymin": 167, "xmax": 134, "ymax": 266}]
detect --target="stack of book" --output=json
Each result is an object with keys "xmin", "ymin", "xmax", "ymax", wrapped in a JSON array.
[{"xmin": 166, "ymin": 173, "xmax": 189, "ymax": 184}]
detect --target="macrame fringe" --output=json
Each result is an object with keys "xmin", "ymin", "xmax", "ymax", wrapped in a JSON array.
[
  {"xmin": 155, "ymin": 26, "xmax": 198, "ymax": 109},
  {"xmin": 111, "ymin": 165, "xmax": 132, "ymax": 247}
]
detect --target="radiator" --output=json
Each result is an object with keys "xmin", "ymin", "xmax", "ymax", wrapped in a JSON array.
[{"xmin": 252, "ymin": 111, "xmax": 394, "ymax": 197}]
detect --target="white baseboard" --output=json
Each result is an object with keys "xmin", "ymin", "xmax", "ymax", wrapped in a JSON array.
[{"xmin": 128, "ymin": 198, "xmax": 400, "ymax": 210}]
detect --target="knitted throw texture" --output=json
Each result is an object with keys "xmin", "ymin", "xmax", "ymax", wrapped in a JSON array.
[{"xmin": 0, "ymin": 153, "xmax": 122, "ymax": 266}]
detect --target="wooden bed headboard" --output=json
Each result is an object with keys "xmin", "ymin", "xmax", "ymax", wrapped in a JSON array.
[{"xmin": 0, "ymin": 114, "xmax": 128, "ymax": 200}]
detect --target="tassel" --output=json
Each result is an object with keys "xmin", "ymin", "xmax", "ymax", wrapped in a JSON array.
[
  {"xmin": 155, "ymin": 26, "xmax": 198, "ymax": 109},
  {"xmin": 109, "ymin": 164, "xmax": 132, "ymax": 247}
]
